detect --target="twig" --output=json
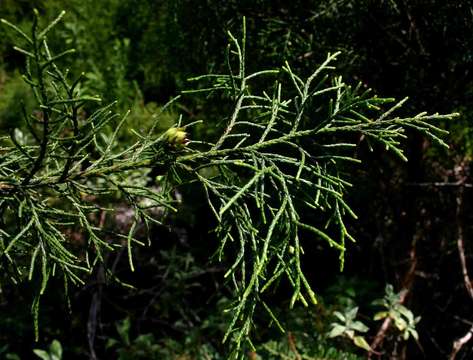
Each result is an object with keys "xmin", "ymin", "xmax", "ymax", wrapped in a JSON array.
[
  {"xmin": 449, "ymin": 172, "xmax": 473, "ymax": 359},
  {"xmin": 287, "ymin": 332, "xmax": 302, "ymax": 360},
  {"xmin": 87, "ymin": 265, "xmax": 104, "ymax": 360},
  {"xmin": 450, "ymin": 325, "xmax": 473, "ymax": 360},
  {"xmin": 455, "ymin": 184, "xmax": 473, "ymax": 299},
  {"xmin": 406, "ymin": 181, "xmax": 473, "ymax": 188}
]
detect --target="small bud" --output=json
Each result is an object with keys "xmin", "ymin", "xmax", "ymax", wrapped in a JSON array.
[
  {"xmin": 163, "ymin": 127, "xmax": 189, "ymax": 149},
  {"xmin": 0, "ymin": 182, "xmax": 13, "ymax": 192}
]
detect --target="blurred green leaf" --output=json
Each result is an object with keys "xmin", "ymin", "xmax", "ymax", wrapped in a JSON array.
[
  {"xmin": 33, "ymin": 349, "xmax": 51, "ymax": 360},
  {"xmin": 353, "ymin": 336, "xmax": 371, "ymax": 351}
]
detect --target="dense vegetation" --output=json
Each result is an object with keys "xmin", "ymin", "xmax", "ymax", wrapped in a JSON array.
[{"xmin": 0, "ymin": 1, "xmax": 472, "ymax": 359}]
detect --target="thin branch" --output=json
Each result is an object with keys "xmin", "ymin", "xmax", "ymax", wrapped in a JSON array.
[{"xmin": 450, "ymin": 169, "xmax": 473, "ymax": 359}]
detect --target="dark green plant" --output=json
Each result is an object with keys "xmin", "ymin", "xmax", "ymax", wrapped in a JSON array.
[
  {"xmin": 0, "ymin": 11, "xmax": 457, "ymax": 359},
  {"xmin": 372, "ymin": 284, "xmax": 420, "ymax": 341},
  {"xmin": 0, "ymin": 10, "xmax": 180, "ymax": 338},
  {"xmin": 105, "ymin": 318, "xmax": 160, "ymax": 360},
  {"xmin": 105, "ymin": 317, "xmax": 224, "ymax": 360},
  {"xmin": 257, "ymin": 331, "xmax": 363, "ymax": 360},
  {"xmin": 33, "ymin": 339, "xmax": 62, "ymax": 360},
  {"xmin": 0, "ymin": 344, "xmax": 20, "ymax": 360},
  {"xmin": 181, "ymin": 19, "xmax": 457, "ymax": 356},
  {"xmin": 0, "ymin": 71, "xmax": 35, "ymax": 131},
  {"xmin": 328, "ymin": 306, "xmax": 371, "ymax": 352}
]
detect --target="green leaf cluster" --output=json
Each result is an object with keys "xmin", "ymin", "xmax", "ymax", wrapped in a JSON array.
[
  {"xmin": 372, "ymin": 284, "xmax": 420, "ymax": 341},
  {"xmin": 33, "ymin": 339, "xmax": 62, "ymax": 360}
]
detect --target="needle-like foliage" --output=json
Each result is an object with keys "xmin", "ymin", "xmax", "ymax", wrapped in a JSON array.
[
  {"xmin": 0, "ymin": 10, "xmax": 180, "ymax": 337},
  {"xmin": 177, "ymin": 19, "xmax": 457, "ymax": 356},
  {"xmin": 0, "ymin": 13, "xmax": 458, "ymax": 358}
]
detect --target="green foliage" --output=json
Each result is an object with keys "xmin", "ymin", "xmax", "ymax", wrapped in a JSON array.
[
  {"xmin": 0, "ymin": 71, "xmax": 35, "ymax": 130},
  {"xmin": 106, "ymin": 317, "xmax": 222, "ymax": 360},
  {"xmin": 0, "ymin": 9, "xmax": 457, "ymax": 359},
  {"xmin": 325, "ymin": 283, "xmax": 421, "ymax": 354},
  {"xmin": 257, "ymin": 335, "xmax": 363, "ymax": 360},
  {"xmin": 372, "ymin": 284, "xmax": 420, "ymax": 341},
  {"xmin": 328, "ymin": 307, "xmax": 371, "ymax": 352},
  {"xmin": 33, "ymin": 339, "xmax": 62, "ymax": 360},
  {"xmin": 106, "ymin": 318, "xmax": 161, "ymax": 360},
  {"xmin": 103, "ymin": 308, "xmax": 364, "ymax": 360},
  {"xmin": 38, "ymin": 0, "xmax": 129, "ymax": 102},
  {"xmin": 182, "ymin": 18, "xmax": 456, "ymax": 356},
  {"xmin": 0, "ymin": 10, "xmax": 181, "ymax": 338},
  {"xmin": 0, "ymin": 344, "xmax": 20, "ymax": 360}
]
